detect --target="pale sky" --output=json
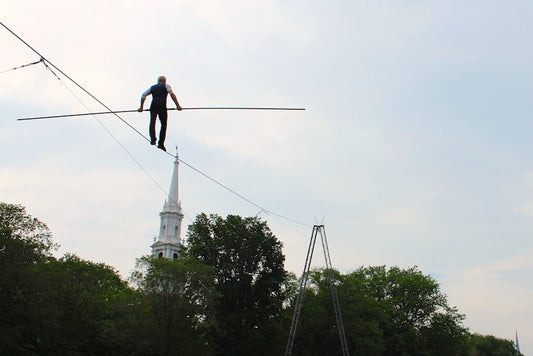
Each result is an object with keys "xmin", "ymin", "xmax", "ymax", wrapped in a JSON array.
[{"xmin": 1, "ymin": 1, "xmax": 531, "ymax": 351}]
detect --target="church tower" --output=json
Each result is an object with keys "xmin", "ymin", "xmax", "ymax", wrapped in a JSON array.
[{"xmin": 151, "ymin": 150, "xmax": 184, "ymax": 259}]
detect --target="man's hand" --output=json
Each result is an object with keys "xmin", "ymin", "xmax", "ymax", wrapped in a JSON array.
[
  {"xmin": 177, "ymin": 106, "xmax": 182, "ymax": 111},
  {"xmin": 137, "ymin": 107, "xmax": 143, "ymax": 112}
]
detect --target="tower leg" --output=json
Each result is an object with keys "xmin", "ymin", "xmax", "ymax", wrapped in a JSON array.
[{"xmin": 284, "ymin": 225, "xmax": 350, "ymax": 356}]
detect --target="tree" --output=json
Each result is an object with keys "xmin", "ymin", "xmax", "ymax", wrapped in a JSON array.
[
  {"xmin": 186, "ymin": 213, "xmax": 288, "ymax": 355},
  {"xmin": 352, "ymin": 266, "xmax": 469, "ymax": 355},
  {"xmin": 287, "ymin": 268, "xmax": 386, "ymax": 356},
  {"xmin": 0, "ymin": 202, "xmax": 56, "ymax": 257},
  {"xmin": 0, "ymin": 203, "xmax": 133, "ymax": 355},
  {"xmin": 33, "ymin": 254, "xmax": 129, "ymax": 355},
  {"xmin": 3, "ymin": 203, "xmax": 517, "ymax": 355},
  {"xmin": 0, "ymin": 202, "xmax": 57, "ymax": 354},
  {"xmin": 467, "ymin": 333, "xmax": 520, "ymax": 356},
  {"xmin": 287, "ymin": 266, "xmax": 469, "ymax": 356},
  {"xmin": 131, "ymin": 255, "xmax": 218, "ymax": 356}
]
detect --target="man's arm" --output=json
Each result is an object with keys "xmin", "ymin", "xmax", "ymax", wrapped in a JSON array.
[
  {"xmin": 168, "ymin": 90, "xmax": 182, "ymax": 110},
  {"xmin": 138, "ymin": 89, "xmax": 151, "ymax": 112}
]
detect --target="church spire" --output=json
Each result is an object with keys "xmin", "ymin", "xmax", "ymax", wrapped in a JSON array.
[
  {"xmin": 166, "ymin": 146, "xmax": 180, "ymax": 211},
  {"xmin": 516, "ymin": 330, "xmax": 521, "ymax": 355},
  {"xmin": 151, "ymin": 147, "xmax": 184, "ymax": 259}
]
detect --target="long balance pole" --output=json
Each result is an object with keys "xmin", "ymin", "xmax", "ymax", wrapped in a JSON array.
[{"xmin": 17, "ymin": 107, "xmax": 305, "ymax": 121}]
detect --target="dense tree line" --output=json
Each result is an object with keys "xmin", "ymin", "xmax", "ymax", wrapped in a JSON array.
[{"xmin": 0, "ymin": 203, "xmax": 521, "ymax": 355}]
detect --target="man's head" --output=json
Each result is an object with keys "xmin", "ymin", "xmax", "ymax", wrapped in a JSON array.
[{"xmin": 157, "ymin": 75, "xmax": 166, "ymax": 83}]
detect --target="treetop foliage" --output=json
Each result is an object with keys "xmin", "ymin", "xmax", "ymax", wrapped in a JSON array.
[
  {"xmin": 0, "ymin": 203, "xmax": 521, "ymax": 355},
  {"xmin": 0, "ymin": 202, "xmax": 57, "ymax": 256}
]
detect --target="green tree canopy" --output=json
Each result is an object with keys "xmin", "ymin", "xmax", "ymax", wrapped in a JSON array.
[
  {"xmin": 0, "ymin": 204, "xmax": 521, "ymax": 355},
  {"xmin": 33, "ymin": 254, "xmax": 128, "ymax": 354},
  {"xmin": 186, "ymin": 213, "xmax": 288, "ymax": 355},
  {"xmin": 131, "ymin": 255, "xmax": 218, "ymax": 356},
  {"xmin": 0, "ymin": 202, "xmax": 57, "ymax": 353},
  {"xmin": 467, "ymin": 333, "xmax": 520, "ymax": 356},
  {"xmin": 288, "ymin": 266, "xmax": 469, "ymax": 356},
  {"xmin": 0, "ymin": 202, "xmax": 56, "ymax": 257}
]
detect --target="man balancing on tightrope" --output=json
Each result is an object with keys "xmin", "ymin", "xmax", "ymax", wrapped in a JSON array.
[{"xmin": 138, "ymin": 76, "xmax": 182, "ymax": 152}]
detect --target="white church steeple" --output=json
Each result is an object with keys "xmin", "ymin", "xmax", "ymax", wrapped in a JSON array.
[{"xmin": 151, "ymin": 148, "xmax": 184, "ymax": 259}]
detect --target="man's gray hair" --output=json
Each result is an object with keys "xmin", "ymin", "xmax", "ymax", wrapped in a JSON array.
[{"xmin": 157, "ymin": 75, "xmax": 166, "ymax": 83}]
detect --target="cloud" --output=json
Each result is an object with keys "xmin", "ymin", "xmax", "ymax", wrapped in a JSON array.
[{"xmin": 443, "ymin": 252, "xmax": 533, "ymax": 343}]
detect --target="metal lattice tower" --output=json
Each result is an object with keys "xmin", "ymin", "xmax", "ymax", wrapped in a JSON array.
[{"xmin": 285, "ymin": 225, "xmax": 350, "ymax": 356}]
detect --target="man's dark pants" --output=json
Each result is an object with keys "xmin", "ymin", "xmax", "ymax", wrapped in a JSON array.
[{"xmin": 149, "ymin": 106, "xmax": 168, "ymax": 146}]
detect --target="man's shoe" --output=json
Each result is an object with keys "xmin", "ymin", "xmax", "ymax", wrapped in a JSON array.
[
  {"xmin": 158, "ymin": 144, "xmax": 166, "ymax": 152},
  {"xmin": 150, "ymin": 138, "xmax": 156, "ymax": 145}
]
